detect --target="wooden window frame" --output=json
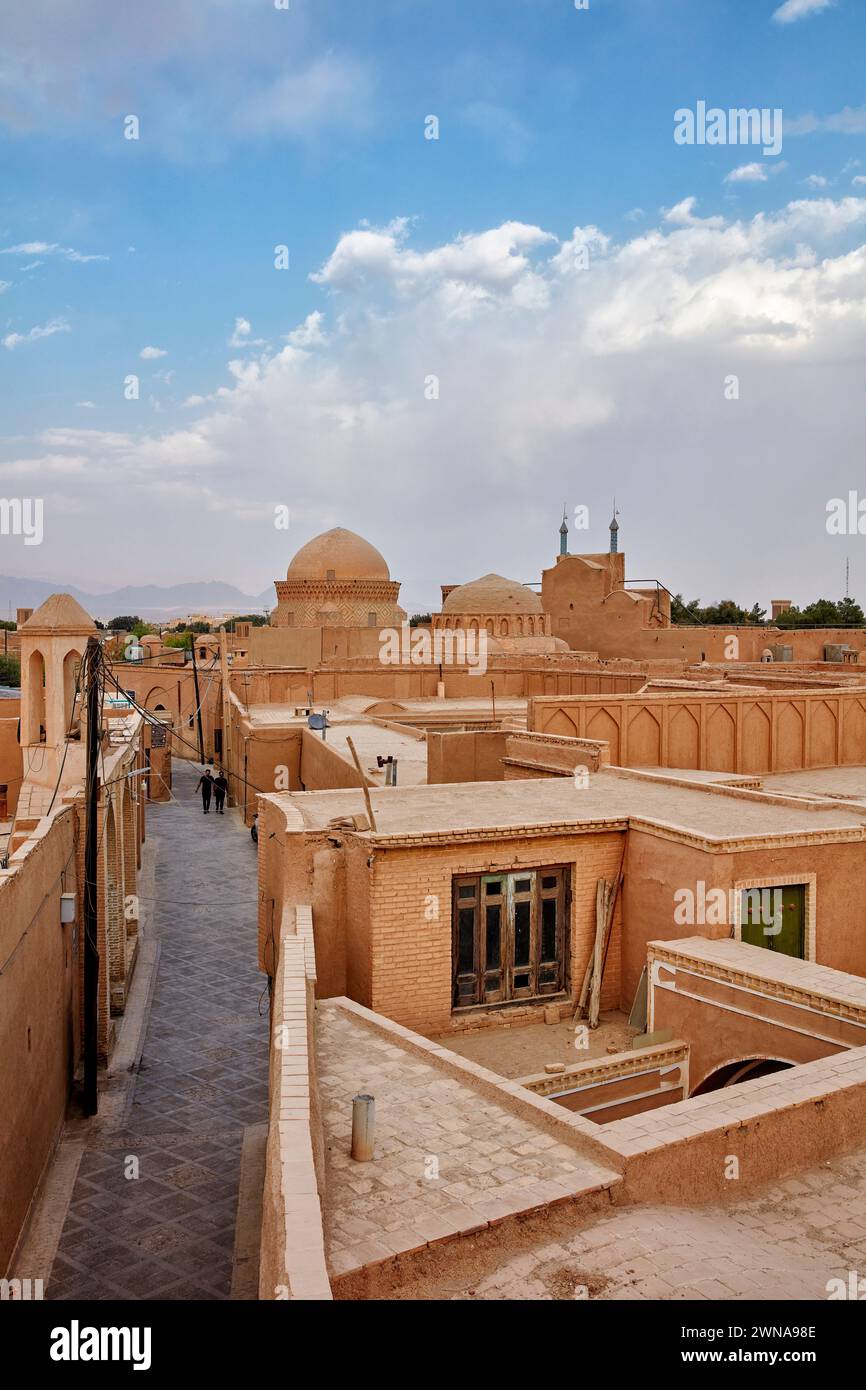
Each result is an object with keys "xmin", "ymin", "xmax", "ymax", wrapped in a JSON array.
[{"xmin": 452, "ymin": 866, "xmax": 569, "ymax": 1010}]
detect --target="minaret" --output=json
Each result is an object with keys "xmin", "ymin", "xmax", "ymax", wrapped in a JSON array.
[
  {"xmin": 559, "ymin": 505, "xmax": 568, "ymax": 557},
  {"xmin": 609, "ymin": 500, "xmax": 619, "ymax": 554}
]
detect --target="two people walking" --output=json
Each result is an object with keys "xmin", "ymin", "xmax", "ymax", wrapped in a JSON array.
[{"xmin": 195, "ymin": 768, "xmax": 229, "ymax": 815}]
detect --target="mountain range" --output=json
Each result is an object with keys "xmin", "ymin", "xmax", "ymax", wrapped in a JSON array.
[{"xmin": 0, "ymin": 575, "xmax": 274, "ymax": 621}]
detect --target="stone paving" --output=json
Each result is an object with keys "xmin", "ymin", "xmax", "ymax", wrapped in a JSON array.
[
  {"xmin": 403, "ymin": 1148, "xmax": 866, "ymax": 1301},
  {"xmin": 46, "ymin": 761, "xmax": 268, "ymax": 1301},
  {"xmin": 318, "ymin": 1004, "xmax": 620, "ymax": 1278}
]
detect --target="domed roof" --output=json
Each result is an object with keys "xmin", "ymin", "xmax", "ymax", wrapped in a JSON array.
[
  {"xmin": 442, "ymin": 573, "xmax": 543, "ymax": 616},
  {"xmin": 20, "ymin": 593, "xmax": 96, "ymax": 632},
  {"xmin": 287, "ymin": 527, "xmax": 390, "ymax": 581}
]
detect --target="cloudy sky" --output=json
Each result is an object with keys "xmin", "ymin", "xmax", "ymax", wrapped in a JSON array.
[{"xmin": 1, "ymin": 0, "xmax": 865, "ymax": 616}]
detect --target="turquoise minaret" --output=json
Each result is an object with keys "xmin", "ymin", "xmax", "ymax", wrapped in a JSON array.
[
  {"xmin": 559, "ymin": 506, "xmax": 568, "ymax": 556},
  {"xmin": 609, "ymin": 501, "xmax": 619, "ymax": 554}
]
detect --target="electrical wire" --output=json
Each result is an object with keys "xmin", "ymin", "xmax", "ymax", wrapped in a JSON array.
[{"xmin": 101, "ymin": 662, "xmax": 273, "ymax": 804}]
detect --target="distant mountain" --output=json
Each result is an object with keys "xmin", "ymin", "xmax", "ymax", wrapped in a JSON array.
[{"xmin": 0, "ymin": 575, "xmax": 274, "ymax": 621}]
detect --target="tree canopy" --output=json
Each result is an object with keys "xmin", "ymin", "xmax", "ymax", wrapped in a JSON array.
[{"xmin": 672, "ymin": 595, "xmax": 864, "ymax": 628}]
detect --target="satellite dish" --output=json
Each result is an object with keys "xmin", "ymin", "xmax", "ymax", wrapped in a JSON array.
[{"xmin": 307, "ymin": 712, "xmax": 330, "ymax": 731}]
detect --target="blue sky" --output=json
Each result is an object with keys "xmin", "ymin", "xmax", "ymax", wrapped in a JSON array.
[{"xmin": 1, "ymin": 0, "xmax": 865, "ymax": 613}]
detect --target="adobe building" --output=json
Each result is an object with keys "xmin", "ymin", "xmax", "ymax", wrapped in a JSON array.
[
  {"xmin": 256, "ymin": 768, "xmax": 866, "ymax": 1039},
  {"xmin": 271, "ymin": 526, "xmax": 405, "ymax": 631},
  {"xmin": 433, "ymin": 573, "xmax": 569, "ymax": 655},
  {"xmin": 542, "ymin": 511, "xmax": 866, "ymax": 664},
  {"xmin": 259, "ymin": 769, "xmax": 866, "ymax": 1298},
  {"xmin": 16, "ymin": 594, "xmax": 95, "ymax": 809}
]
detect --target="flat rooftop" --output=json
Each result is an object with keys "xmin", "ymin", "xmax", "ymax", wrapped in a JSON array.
[
  {"xmin": 652, "ymin": 935, "xmax": 866, "ymax": 1009},
  {"xmin": 274, "ymin": 766, "xmax": 866, "ymax": 842},
  {"xmin": 324, "ymin": 722, "xmax": 427, "ymax": 788},
  {"xmin": 245, "ymin": 695, "xmax": 527, "ymax": 727}
]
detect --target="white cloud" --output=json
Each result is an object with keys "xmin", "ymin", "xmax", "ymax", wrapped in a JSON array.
[
  {"xmin": 284, "ymin": 311, "xmax": 328, "ymax": 348},
  {"xmin": 788, "ymin": 106, "xmax": 866, "ymax": 136},
  {"xmin": 9, "ymin": 197, "xmax": 866, "ymax": 601},
  {"xmin": 228, "ymin": 316, "xmax": 266, "ymax": 348},
  {"xmin": 725, "ymin": 163, "xmax": 768, "ymax": 183},
  {"xmin": 853, "ymin": 176, "xmax": 866, "ymax": 187},
  {"xmin": 0, "ymin": 3, "xmax": 376, "ymax": 149},
  {"xmin": 76, "ymin": 400, "xmax": 97, "ymax": 409},
  {"xmin": 0, "ymin": 280, "xmax": 10, "ymax": 293},
  {"xmin": 233, "ymin": 54, "xmax": 373, "ymax": 139},
  {"xmin": 140, "ymin": 345, "xmax": 168, "ymax": 359},
  {"xmin": 804, "ymin": 173, "xmax": 829, "ymax": 188},
  {"xmin": 0, "ymin": 241, "xmax": 106, "ymax": 262},
  {"xmin": 311, "ymin": 217, "xmax": 557, "ymax": 316},
  {"xmin": 624, "ymin": 208, "xmax": 644, "ymax": 223},
  {"xmin": 3, "ymin": 317, "xmax": 70, "ymax": 349},
  {"xmin": 772, "ymin": 0, "xmax": 835, "ymax": 22},
  {"xmin": 663, "ymin": 197, "xmax": 726, "ymax": 229}
]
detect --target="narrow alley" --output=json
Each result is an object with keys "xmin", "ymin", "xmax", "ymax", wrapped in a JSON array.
[{"xmin": 45, "ymin": 760, "xmax": 268, "ymax": 1300}]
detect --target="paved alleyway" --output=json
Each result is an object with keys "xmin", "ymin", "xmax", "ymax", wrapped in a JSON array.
[{"xmin": 47, "ymin": 761, "xmax": 268, "ymax": 1300}]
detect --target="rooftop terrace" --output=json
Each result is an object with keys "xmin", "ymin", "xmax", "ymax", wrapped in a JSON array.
[{"xmin": 275, "ymin": 766, "xmax": 866, "ymax": 843}]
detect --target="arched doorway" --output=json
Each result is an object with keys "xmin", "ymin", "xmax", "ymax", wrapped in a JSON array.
[{"xmin": 691, "ymin": 1058, "xmax": 794, "ymax": 1096}]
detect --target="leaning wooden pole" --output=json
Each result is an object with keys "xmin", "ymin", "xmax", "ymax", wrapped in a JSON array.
[
  {"xmin": 577, "ymin": 879, "xmax": 607, "ymax": 1017},
  {"xmin": 345, "ymin": 736, "xmax": 377, "ymax": 832}
]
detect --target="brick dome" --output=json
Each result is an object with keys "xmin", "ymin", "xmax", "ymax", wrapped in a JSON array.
[
  {"xmin": 287, "ymin": 527, "xmax": 390, "ymax": 582},
  {"xmin": 442, "ymin": 573, "xmax": 543, "ymax": 616}
]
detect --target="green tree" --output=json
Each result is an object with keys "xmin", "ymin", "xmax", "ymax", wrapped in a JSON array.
[
  {"xmin": 0, "ymin": 654, "xmax": 21, "ymax": 686},
  {"xmin": 837, "ymin": 596, "xmax": 865, "ymax": 625},
  {"xmin": 799, "ymin": 599, "xmax": 843, "ymax": 627},
  {"xmin": 229, "ymin": 613, "xmax": 268, "ymax": 627}
]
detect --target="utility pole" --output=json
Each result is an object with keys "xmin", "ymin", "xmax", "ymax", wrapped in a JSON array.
[
  {"xmin": 83, "ymin": 635, "xmax": 101, "ymax": 1117},
  {"xmin": 188, "ymin": 632, "xmax": 205, "ymax": 764},
  {"xmin": 218, "ymin": 625, "xmax": 233, "ymax": 806}
]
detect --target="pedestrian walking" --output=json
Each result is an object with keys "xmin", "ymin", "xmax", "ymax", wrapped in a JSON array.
[
  {"xmin": 213, "ymin": 771, "xmax": 228, "ymax": 814},
  {"xmin": 195, "ymin": 768, "xmax": 214, "ymax": 814}
]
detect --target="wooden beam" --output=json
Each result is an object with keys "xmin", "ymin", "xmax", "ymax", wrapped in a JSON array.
[{"xmin": 345, "ymin": 736, "xmax": 377, "ymax": 833}]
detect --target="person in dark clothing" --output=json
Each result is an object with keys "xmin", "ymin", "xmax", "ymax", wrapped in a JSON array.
[
  {"xmin": 213, "ymin": 771, "xmax": 228, "ymax": 814},
  {"xmin": 195, "ymin": 769, "xmax": 214, "ymax": 813}
]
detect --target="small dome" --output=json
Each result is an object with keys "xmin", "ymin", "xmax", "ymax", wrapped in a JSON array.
[
  {"xmin": 20, "ymin": 593, "xmax": 95, "ymax": 632},
  {"xmin": 287, "ymin": 527, "xmax": 390, "ymax": 581},
  {"xmin": 443, "ymin": 573, "xmax": 543, "ymax": 616}
]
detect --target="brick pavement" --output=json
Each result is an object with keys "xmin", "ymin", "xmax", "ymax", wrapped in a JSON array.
[
  {"xmin": 318, "ymin": 1004, "xmax": 620, "ymax": 1279},
  {"xmin": 429, "ymin": 1148, "xmax": 866, "ymax": 1300},
  {"xmin": 46, "ymin": 761, "xmax": 268, "ymax": 1300}
]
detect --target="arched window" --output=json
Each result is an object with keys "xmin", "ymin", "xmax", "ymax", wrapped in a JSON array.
[
  {"xmin": 63, "ymin": 649, "xmax": 82, "ymax": 734},
  {"xmin": 27, "ymin": 650, "xmax": 46, "ymax": 743}
]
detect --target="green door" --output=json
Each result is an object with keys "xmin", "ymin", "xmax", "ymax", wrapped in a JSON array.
[{"xmin": 741, "ymin": 885, "xmax": 805, "ymax": 958}]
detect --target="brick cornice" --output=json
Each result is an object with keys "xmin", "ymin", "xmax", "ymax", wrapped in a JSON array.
[{"xmin": 649, "ymin": 945, "xmax": 866, "ymax": 1024}]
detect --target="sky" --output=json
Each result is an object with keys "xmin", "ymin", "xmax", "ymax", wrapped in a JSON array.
[{"xmin": 1, "ymin": 0, "xmax": 865, "ymax": 617}]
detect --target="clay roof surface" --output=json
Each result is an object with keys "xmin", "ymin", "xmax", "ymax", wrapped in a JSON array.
[
  {"xmin": 442, "ymin": 573, "xmax": 543, "ymax": 615},
  {"xmin": 20, "ymin": 593, "xmax": 96, "ymax": 632},
  {"xmin": 286, "ymin": 527, "xmax": 390, "ymax": 581},
  {"xmin": 274, "ymin": 767, "xmax": 866, "ymax": 840}
]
